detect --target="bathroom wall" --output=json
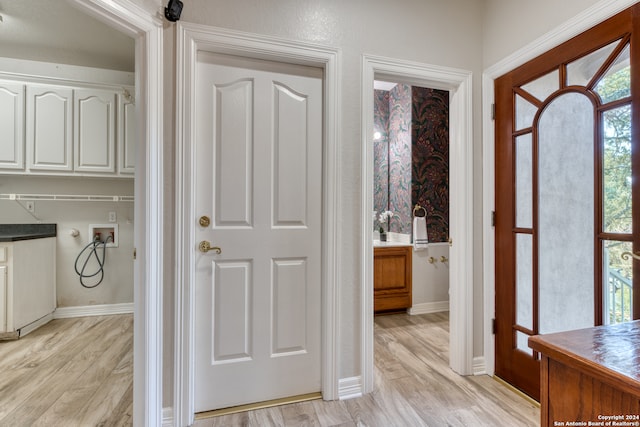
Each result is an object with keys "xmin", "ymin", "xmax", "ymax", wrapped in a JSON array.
[
  {"xmin": 412, "ymin": 244, "xmax": 450, "ymax": 310},
  {"xmin": 412, "ymin": 87, "xmax": 450, "ymax": 243},
  {"xmin": 388, "ymin": 84, "xmax": 412, "ymax": 235},
  {"xmin": 373, "ymin": 90, "xmax": 389, "ymax": 221},
  {"xmin": 0, "ymin": 176, "xmax": 134, "ymax": 308}
]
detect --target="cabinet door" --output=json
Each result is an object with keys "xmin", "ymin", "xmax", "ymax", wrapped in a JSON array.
[
  {"xmin": 118, "ymin": 90, "xmax": 136, "ymax": 175},
  {"xmin": 0, "ymin": 266, "xmax": 6, "ymax": 333},
  {"xmin": 0, "ymin": 81, "xmax": 25, "ymax": 170},
  {"xmin": 74, "ymin": 88, "xmax": 116, "ymax": 173},
  {"xmin": 26, "ymin": 85, "xmax": 73, "ymax": 172}
]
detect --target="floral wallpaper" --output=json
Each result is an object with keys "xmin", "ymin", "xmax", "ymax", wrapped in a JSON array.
[
  {"xmin": 388, "ymin": 84, "xmax": 412, "ymax": 235},
  {"xmin": 373, "ymin": 85, "xmax": 449, "ymax": 242},
  {"xmin": 373, "ymin": 90, "xmax": 389, "ymax": 222},
  {"xmin": 412, "ymin": 87, "xmax": 449, "ymax": 243}
]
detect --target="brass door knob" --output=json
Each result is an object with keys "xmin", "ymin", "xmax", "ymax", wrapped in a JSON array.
[{"xmin": 199, "ymin": 241, "xmax": 221, "ymax": 254}]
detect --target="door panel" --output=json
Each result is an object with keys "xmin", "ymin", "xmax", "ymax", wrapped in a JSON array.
[
  {"xmin": 495, "ymin": 5, "xmax": 640, "ymax": 400},
  {"xmin": 194, "ymin": 53, "xmax": 323, "ymax": 412}
]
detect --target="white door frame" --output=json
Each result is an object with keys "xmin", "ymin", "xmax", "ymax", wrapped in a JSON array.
[
  {"xmin": 481, "ymin": 0, "xmax": 637, "ymax": 379},
  {"xmin": 361, "ymin": 55, "xmax": 474, "ymax": 390},
  {"xmin": 67, "ymin": 1, "xmax": 164, "ymax": 426},
  {"xmin": 174, "ymin": 22, "xmax": 341, "ymax": 427}
]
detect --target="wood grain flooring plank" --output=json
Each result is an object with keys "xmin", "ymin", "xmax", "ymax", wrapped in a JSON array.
[
  {"xmin": 0, "ymin": 315, "xmax": 126, "ymax": 422},
  {"xmin": 311, "ymin": 399, "xmax": 353, "ymax": 426},
  {"xmin": 30, "ymin": 332, "xmax": 133, "ymax": 426},
  {"xmin": 17, "ymin": 316, "xmax": 132, "ymax": 426},
  {"xmin": 280, "ymin": 401, "xmax": 321, "ymax": 426},
  {"xmin": 247, "ymin": 406, "xmax": 287, "ymax": 426}
]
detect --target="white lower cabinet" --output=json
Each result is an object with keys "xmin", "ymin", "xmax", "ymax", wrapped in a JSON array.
[{"xmin": 0, "ymin": 238, "xmax": 56, "ymax": 337}]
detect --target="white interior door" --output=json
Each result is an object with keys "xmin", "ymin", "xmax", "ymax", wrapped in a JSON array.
[{"xmin": 194, "ymin": 52, "xmax": 323, "ymax": 412}]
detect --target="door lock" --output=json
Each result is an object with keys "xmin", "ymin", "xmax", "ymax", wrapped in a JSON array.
[
  {"xmin": 199, "ymin": 241, "xmax": 221, "ymax": 254},
  {"xmin": 199, "ymin": 216, "xmax": 211, "ymax": 227}
]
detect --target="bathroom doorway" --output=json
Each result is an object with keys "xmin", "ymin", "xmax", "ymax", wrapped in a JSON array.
[
  {"xmin": 371, "ymin": 80, "xmax": 451, "ymax": 316},
  {"xmin": 362, "ymin": 55, "xmax": 475, "ymax": 394}
]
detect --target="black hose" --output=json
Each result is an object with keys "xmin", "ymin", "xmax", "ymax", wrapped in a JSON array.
[{"xmin": 74, "ymin": 235, "xmax": 113, "ymax": 288}]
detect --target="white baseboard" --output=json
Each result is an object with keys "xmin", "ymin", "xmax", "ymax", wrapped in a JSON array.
[
  {"xmin": 408, "ymin": 301, "xmax": 449, "ymax": 315},
  {"xmin": 53, "ymin": 302, "xmax": 134, "ymax": 319},
  {"xmin": 473, "ymin": 356, "xmax": 486, "ymax": 375},
  {"xmin": 338, "ymin": 376, "xmax": 363, "ymax": 400},
  {"xmin": 162, "ymin": 407, "xmax": 173, "ymax": 427}
]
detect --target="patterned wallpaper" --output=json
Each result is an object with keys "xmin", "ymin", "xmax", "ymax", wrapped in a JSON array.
[
  {"xmin": 373, "ymin": 85, "xmax": 450, "ymax": 242},
  {"xmin": 388, "ymin": 84, "xmax": 413, "ymax": 235},
  {"xmin": 373, "ymin": 90, "xmax": 389, "ymax": 223},
  {"xmin": 412, "ymin": 87, "xmax": 449, "ymax": 243}
]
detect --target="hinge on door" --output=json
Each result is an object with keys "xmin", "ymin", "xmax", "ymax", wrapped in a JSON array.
[
  {"xmin": 492, "ymin": 318, "xmax": 497, "ymax": 335},
  {"xmin": 491, "ymin": 103, "xmax": 495, "ymax": 120},
  {"xmin": 133, "ymin": 248, "xmax": 136, "ymax": 260},
  {"xmin": 491, "ymin": 211, "xmax": 496, "ymax": 227}
]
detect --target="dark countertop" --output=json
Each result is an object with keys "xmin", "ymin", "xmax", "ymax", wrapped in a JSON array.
[{"xmin": 0, "ymin": 224, "xmax": 57, "ymax": 242}]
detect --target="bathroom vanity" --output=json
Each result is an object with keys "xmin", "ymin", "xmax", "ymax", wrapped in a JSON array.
[
  {"xmin": 374, "ymin": 244, "xmax": 412, "ymax": 313},
  {"xmin": 0, "ymin": 224, "xmax": 57, "ymax": 339}
]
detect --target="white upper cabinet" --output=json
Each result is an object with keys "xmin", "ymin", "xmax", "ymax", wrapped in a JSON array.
[
  {"xmin": 118, "ymin": 91, "xmax": 136, "ymax": 175},
  {"xmin": 26, "ymin": 85, "xmax": 73, "ymax": 172},
  {"xmin": 0, "ymin": 60, "xmax": 135, "ymax": 177},
  {"xmin": 74, "ymin": 88, "xmax": 116, "ymax": 173},
  {"xmin": 0, "ymin": 81, "xmax": 25, "ymax": 170}
]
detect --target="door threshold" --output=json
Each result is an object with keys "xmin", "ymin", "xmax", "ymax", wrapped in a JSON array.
[{"xmin": 195, "ymin": 392, "xmax": 322, "ymax": 420}]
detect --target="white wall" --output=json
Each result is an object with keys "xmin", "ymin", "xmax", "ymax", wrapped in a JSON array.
[
  {"xmin": 412, "ymin": 244, "xmax": 450, "ymax": 310},
  {"xmin": 165, "ymin": 0, "xmax": 485, "ymax": 385},
  {"xmin": 482, "ymin": 0, "xmax": 603, "ymax": 68},
  {"xmin": 0, "ymin": 176, "xmax": 134, "ymax": 307}
]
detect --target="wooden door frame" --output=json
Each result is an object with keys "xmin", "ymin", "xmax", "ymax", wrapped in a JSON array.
[
  {"xmin": 173, "ymin": 22, "xmax": 341, "ymax": 427},
  {"xmin": 482, "ymin": 0, "xmax": 638, "ymax": 379},
  {"xmin": 361, "ymin": 55, "xmax": 474, "ymax": 388},
  {"xmin": 68, "ymin": 1, "xmax": 164, "ymax": 426}
]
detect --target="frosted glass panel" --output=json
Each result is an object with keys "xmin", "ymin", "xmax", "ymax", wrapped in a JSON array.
[
  {"xmin": 603, "ymin": 105, "xmax": 632, "ymax": 233},
  {"xmin": 595, "ymin": 44, "xmax": 630, "ymax": 104},
  {"xmin": 516, "ymin": 331, "xmax": 532, "ymax": 354},
  {"xmin": 516, "ymin": 234, "xmax": 533, "ymax": 330},
  {"xmin": 521, "ymin": 70, "xmax": 559, "ymax": 102},
  {"xmin": 538, "ymin": 92, "xmax": 595, "ymax": 334},
  {"xmin": 516, "ymin": 95, "xmax": 537, "ymax": 131},
  {"xmin": 567, "ymin": 40, "xmax": 618, "ymax": 87},
  {"xmin": 516, "ymin": 134, "xmax": 533, "ymax": 229},
  {"xmin": 604, "ymin": 241, "xmax": 633, "ymax": 325}
]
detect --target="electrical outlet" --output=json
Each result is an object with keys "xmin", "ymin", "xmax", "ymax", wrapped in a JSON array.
[
  {"xmin": 108, "ymin": 211, "xmax": 117, "ymax": 223},
  {"xmin": 26, "ymin": 201, "xmax": 35, "ymax": 212}
]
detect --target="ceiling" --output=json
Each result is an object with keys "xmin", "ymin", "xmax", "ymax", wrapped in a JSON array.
[{"xmin": 0, "ymin": 0, "xmax": 135, "ymax": 71}]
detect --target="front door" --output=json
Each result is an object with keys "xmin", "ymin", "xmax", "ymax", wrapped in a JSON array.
[
  {"xmin": 495, "ymin": 5, "xmax": 640, "ymax": 400},
  {"xmin": 194, "ymin": 52, "xmax": 323, "ymax": 412}
]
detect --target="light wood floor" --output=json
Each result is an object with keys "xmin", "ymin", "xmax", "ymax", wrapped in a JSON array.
[
  {"xmin": 196, "ymin": 312, "xmax": 540, "ymax": 426},
  {"xmin": 0, "ymin": 314, "xmax": 133, "ymax": 427},
  {"xmin": 0, "ymin": 312, "xmax": 540, "ymax": 426}
]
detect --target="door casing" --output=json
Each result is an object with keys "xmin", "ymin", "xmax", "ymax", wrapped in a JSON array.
[
  {"xmin": 67, "ymin": 1, "xmax": 164, "ymax": 426},
  {"xmin": 174, "ymin": 22, "xmax": 340, "ymax": 427},
  {"xmin": 482, "ymin": 0, "xmax": 639, "ymax": 380},
  {"xmin": 361, "ymin": 56, "xmax": 474, "ymax": 387}
]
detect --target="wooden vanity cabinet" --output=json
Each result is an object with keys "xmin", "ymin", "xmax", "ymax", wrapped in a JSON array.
[{"xmin": 374, "ymin": 246, "xmax": 412, "ymax": 313}]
